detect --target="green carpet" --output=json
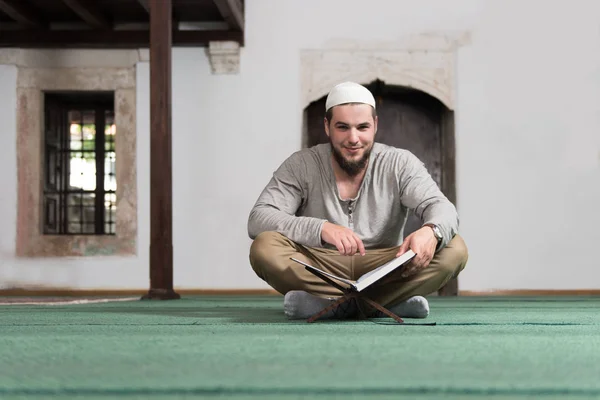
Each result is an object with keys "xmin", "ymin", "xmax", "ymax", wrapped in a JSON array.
[{"xmin": 1, "ymin": 295, "xmax": 599, "ymax": 399}]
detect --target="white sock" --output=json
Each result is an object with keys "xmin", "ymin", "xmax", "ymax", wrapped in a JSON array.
[
  {"xmin": 283, "ymin": 291, "xmax": 355, "ymax": 320},
  {"xmin": 387, "ymin": 295, "xmax": 430, "ymax": 318},
  {"xmin": 284, "ymin": 291, "xmax": 428, "ymax": 320}
]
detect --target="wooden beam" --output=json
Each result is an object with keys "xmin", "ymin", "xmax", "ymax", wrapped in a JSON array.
[
  {"xmin": 137, "ymin": 0, "xmax": 149, "ymax": 13},
  {"xmin": 0, "ymin": 0, "xmax": 45, "ymax": 28},
  {"xmin": 136, "ymin": 0, "xmax": 180, "ymax": 27},
  {"xmin": 61, "ymin": 0, "xmax": 110, "ymax": 29},
  {"xmin": 0, "ymin": 29, "xmax": 244, "ymax": 48},
  {"xmin": 142, "ymin": 0, "xmax": 179, "ymax": 301},
  {"xmin": 212, "ymin": 0, "xmax": 243, "ymax": 31}
]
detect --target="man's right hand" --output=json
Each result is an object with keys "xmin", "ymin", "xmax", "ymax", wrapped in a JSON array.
[{"xmin": 321, "ymin": 222, "xmax": 366, "ymax": 256}]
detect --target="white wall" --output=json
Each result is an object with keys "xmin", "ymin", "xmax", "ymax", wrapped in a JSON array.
[
  {"xmin": 1, "ymin": 0, "xmax": 599, "ymax": 291},
  {"xmin": 456, "ymin": 0, "xmax": 600, "ymax": 290}
]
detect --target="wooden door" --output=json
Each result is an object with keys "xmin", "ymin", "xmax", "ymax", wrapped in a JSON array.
[{"xmin": 304, "ymin": 81, "xmax": 458, "ymax": 295}]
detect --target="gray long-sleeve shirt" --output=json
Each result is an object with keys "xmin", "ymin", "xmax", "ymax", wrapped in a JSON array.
[{"xmin": 248, "ymin": 142, "xmax": 458, "ymax": 250}]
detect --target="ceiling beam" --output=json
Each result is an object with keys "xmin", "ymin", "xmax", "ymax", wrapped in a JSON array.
[
  {"xmin": 0, "ymin": 29, "xmax": 244, "ymax": 48},
  {"xmin": 137, "ymin": 0, "xmax": 150, "ymax": 13},
  {"xmin": 137, "ymin": 0, "xmax": 180, "ymax": 28},
  {"xmin": 212, "ymin": 0, "xmax": 243, "ymax": 31},
  {"xmin": 0, "ymin": 0, "xmax": 45, "ymax": 28},
  {"xmin": 61, "ymin": 0, "xmax": 110, "ymax": 29}
]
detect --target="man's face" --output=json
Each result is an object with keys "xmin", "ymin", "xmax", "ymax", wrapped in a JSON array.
[{"xmin": 324, "ymin": 103, "xmax": 378, "ymax": 176}]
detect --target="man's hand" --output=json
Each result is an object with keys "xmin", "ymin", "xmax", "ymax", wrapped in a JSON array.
[
  {"xmin": 396, "ymin": 226, "xmax": 438, "ymax": 278},
  {"xmin": 321, "ymin": 222, "xmax": 366, "ymax": 256}
]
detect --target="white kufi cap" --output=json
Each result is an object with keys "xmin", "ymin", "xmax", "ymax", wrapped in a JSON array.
[{"xmin": 325, "ymin": 82, "xmax": 376, "ymax": 111}]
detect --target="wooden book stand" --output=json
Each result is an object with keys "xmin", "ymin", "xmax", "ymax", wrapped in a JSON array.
[{"xmin": 303, "ymin": 265, "xmax": 404, "ymax": 324}]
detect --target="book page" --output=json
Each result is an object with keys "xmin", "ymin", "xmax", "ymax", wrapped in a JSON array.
[
  {"xmin": 354, "ymin": 250, "xmax": 416, "ymax": 292},
  {"xmin": 305, "ymin": 266, "xmax": 356, "ymax": 287},
  {"xmin": 290, "ymin": 257, "xmax": 355, "ymax": 287}
]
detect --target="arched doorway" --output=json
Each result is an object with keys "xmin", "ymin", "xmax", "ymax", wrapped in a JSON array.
[{"xmin": 303, "ymin": 80, "xmax": 458, "ymax": 296}]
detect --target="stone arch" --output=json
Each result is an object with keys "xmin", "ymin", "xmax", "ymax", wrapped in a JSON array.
[
  {"xmin": 304, "ymin": 71, "xmax": 453, "ymax": 112},
  {"xmin": 299, "ymin": 32, "xmax": 470, "ymax": 112}
]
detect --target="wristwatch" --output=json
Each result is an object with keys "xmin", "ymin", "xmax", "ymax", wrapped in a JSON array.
[{"xmin": 425, "ymin": 224, "xmax": 443, "ymax": 242}]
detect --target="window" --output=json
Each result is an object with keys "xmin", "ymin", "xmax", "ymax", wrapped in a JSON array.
[
  {"xmin": 16, "ymin": 65, "xmax": 137, "ymax": 257},
  {"xmin": 43, "ymin": 92, "xmax": 116, "ymax": 235}
]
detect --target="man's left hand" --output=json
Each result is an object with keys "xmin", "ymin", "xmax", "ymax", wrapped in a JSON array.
[{"xmin": 395, "ymin": 226, "xmax": 438, "ymax": 278}]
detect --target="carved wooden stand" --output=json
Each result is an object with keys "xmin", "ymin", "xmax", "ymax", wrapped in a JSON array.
[
  {"xmin": 307, "ymin": 290, "xmax": 404, "ymax": 323},
  {"xmin": 302, "ymin": 263, "xmax": 404, "ymax": 324}
]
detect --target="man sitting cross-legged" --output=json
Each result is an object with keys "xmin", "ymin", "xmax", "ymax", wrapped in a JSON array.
[{"xmin": 247, "ymin": 82, "xmax": 468, "ymax": 320}]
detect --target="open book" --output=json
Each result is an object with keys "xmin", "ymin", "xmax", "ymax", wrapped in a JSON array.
[{"xmin": 290, "ymin": 250, "xmax": 416, "ymax": 292}]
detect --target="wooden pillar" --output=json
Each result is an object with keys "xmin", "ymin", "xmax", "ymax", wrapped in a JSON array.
[{"xmin": 142, "ymin": 0, "xmax": 180, "ymax": 300}]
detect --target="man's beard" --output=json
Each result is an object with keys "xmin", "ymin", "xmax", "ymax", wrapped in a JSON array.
[{"xmin": 330, "ymin": 140, "xmax": 372, "ymax": 177}]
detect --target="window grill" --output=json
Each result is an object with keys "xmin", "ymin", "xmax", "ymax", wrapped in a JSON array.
[{"xmin": 43, "ymin": 92, "xmax": 116, "ymax": 235}]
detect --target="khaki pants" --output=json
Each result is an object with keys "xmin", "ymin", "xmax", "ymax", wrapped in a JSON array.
[{"xmin": 249, "ymin": 231, "xmax": 468, "ymax": 307}]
